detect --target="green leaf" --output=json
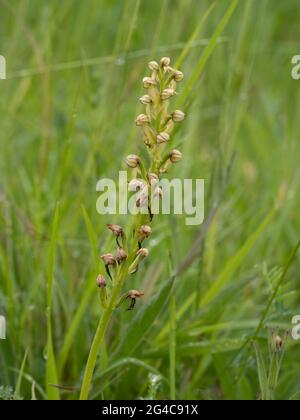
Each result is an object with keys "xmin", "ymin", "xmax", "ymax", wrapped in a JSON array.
[
  {"xmin": 200, "ymin": 210, "xmax": 275, "ymax": 307},
  {"xmin": 115, "ymin": 276, "xmax": 174, "ymax": 357},
  {"xmin": 177, "ymin": 0, "xmax": 240, "ymax": 107},
  {"xmin": 46, "ymin": 204, "xmax": 60, "ymax": 400},
  {"xmin": 253, "ymin": 341, "xmax": 268, "ymax": 401}
]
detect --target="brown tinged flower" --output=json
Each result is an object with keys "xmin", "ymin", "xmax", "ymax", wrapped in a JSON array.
[
  {"xmin": 148, "ymin": 61, "xmax": 159, "ymax": 72},
  {"xmin": 143, "ymin": 77, "xmax": 157, "ymax": 89},
  {"xmin": 137, "ymin": 248, "xmax": 149, "ymax": 259},
  {"xmin": 96, "ymin": 275, "xmax": 107, "ymax": 288},
  {"xmin": 172, "ymin": 110, "xmax": 185, "ymax": 122},
  {"xmin": 116, "ymin": 247, "xmax": 128, "ymax": 264},
  {"xmin": 135, "ymin": 114, "xmax": 150, "ymax": 126},
  {"xmin": 138, "ymin": 225, "xmax": 152, "ymax": 244},
  {"xmin": 157, "ymin": 132, "xmax": 170, "ymax": 144},
  {"xmin": 101, "ymin": 253, "xmax": 116, "ymax": 266},
  {"xmin": 107, "ymin": 224, "xmax": 123, "ymax": 237},
  {"xmin": 169, "ymin": 149, "xmax": 183, "ymax": 163},
  {"xmin": 139, "ymin": 95, "xmax": 152, "ymax": 105},
  {"xmin": 101, "ymin": 253, "xmax": 116, "ymax": 281},
  {"xmin": 173, "ymin": 70, "xmax": 184, "ymax": 82},
  {"xmin": 127, "ymin": 290, "xmax": 145, "ymax": 310},
  {"xmin": 160, "ymin": 57, "xmax": 171, "ymax": 68},
  {"xmin": 126, "ymin": 154, "xmax": 141, "ymax": 168},
  {"xmin": 161, "ymin": 88, "xmax": 176, "ymax": 101}
]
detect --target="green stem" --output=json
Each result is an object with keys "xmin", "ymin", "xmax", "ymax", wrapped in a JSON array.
[{"xmin": 79, "ymin": 275, "xmax": 125, "ymax": 400}]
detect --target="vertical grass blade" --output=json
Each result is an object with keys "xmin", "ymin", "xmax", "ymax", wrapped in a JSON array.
[
  {"xmin": 253, "ymin": 342, "xmax": 268, "ymax": 400},
  {"xmin": 177, "ymin": 0, "xmax": 240, "ymax": 107},
  {"xmin": 46, "ymin": 204, "xmax": 60, "ymax": 400}
]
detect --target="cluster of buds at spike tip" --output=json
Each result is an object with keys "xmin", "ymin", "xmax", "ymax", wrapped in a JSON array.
[{"xmin": 135, "ymin": 57, "xmax": 185, "ymax": 174}]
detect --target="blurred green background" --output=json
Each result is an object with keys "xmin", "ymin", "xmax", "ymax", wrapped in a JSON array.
[{"xmin": 0, "ymin": 0, "xmax": 300, "ymax": 400}]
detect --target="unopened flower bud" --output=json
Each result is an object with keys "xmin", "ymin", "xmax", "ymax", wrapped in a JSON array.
[
  {"xmin": 161, "ymin": 88, "xmax": 176, "ymax": 101},
  {"xmin": 135, "ymin": 114, "xmax": 150, "ymax": 126},
  {"xmin": 117, "ymin": 247, "xmax": 128, "ymax": 263},
  {"xmin": 172, "ymin": 110, "xmax": 185, "ymax": 122},
  {"xmin": 143, "ymin": 77, "xmax": 157, "ymax": 88},
  {"xmin": 101, "ymin": 253, "xmax": 116, "ymax": 266},
  {"xmin": 139, "ymin": 95, "xmax": 152, "ymax": 105},
  {"xmin": 160, "ymin": 57, "xmax": 171, "ymax": 67},
  {"xmin": 157, "ymin": 132, "xmax": 170, "ymax": 144},
  {"xmin": 96, "ymin": 275, "xmax": 107, "ymax": 288},
  {"xmin": 107, "ymin": 224, "xmax": 123, "ymax": 237},
  {"xmin": 126, "ymin": 154, "xmax": 141, "ymax": 168},
  {"xmin": 169, "ymin": 149, "xmax": 183, "ymax": 163},
  {"xmin": 173, "ymin": 70, "xmax": 184, "ymax": 82},
  {"xmin": 137, "ymin": 248, "xmax": 149, "ymax": 259},
  {"xmin": 148, "ymin": 61, "xmax": 159, "ymax": 72},
  {"xmin": 138, "ymin": 225, "xmax": 152, "ymax": 242}
]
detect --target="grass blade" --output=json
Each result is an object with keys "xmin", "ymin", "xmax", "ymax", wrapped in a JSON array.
[
  {"xmin": 115, "ymin": 276, "xmax": 175, "ymax": 358},
  {"xmin": 177, "ymin": 0, "xmax": 240, "ymax": 107},
  {"xmin": 253, "ymin": 341, "xmax": 268, "ymax": 400},
  {"xmin": 46, "ymin": 204, "xmax": 60, "ymax": 400}
]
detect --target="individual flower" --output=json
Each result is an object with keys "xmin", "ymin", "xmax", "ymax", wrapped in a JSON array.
[
  {"xmin": 157, "ymin": 132, "xmax": 170, "ymax": 144},
  {"xmin": 172, "ymin": 110, "xmax": 185, "ymax": 122},
  {"xmin": 126, "ymin": 154, "xmax": 141, "ymax": 168},
  {"xmin": 169, "ymin": 149, "xmax": 183, "ymax": 163}
]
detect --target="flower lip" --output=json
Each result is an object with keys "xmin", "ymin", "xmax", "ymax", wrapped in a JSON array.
[
  {"xmin": 128, "ymin": 290, "xmax": 145, "ymax": 299},
  {"xmin": 138, "ymin": 225, "xmax": 152, "ymax": 240}
]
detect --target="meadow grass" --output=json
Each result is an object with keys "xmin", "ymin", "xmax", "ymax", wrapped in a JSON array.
[{"xmin": 0, "ymin": 0, "xmax": 300, "ymax": 400}]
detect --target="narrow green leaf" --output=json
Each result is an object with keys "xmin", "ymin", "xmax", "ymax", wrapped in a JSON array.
[
  {"xmin": 115, "ymin": 276, "xmax": 174, "ymax": 357},
  {"xmin": 46, "ymin": 204, "xmax": 60, "ymax": 400},
  {"xmin": 253, "ymin": 341, "xmax": 268, "ymax": 401},
  {"xmin": 200, "ymin": 210, "xmax": 275, "ymax": 307},
  {"xmin": 177, "ymin": 0, "xmax": 240, "ymax": 107}
]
